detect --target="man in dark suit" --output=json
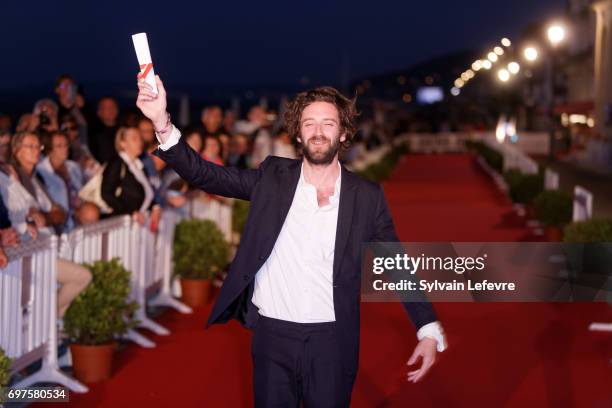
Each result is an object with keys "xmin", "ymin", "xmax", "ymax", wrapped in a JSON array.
[{"xmin": 137, "ymin": 75, "xmax": 447, "ymax": 407}]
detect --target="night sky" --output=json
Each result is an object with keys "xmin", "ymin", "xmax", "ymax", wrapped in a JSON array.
[{"xmin": 1, "ymin": 0, "xmax": 566, "ymax": 103}]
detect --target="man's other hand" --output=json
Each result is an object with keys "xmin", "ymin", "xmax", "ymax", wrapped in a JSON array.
[{"xmin": 406, "ymin": 337, "xmax": 438, "ymax": 383}]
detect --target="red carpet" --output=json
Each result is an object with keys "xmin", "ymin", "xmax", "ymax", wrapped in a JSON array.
[{"xmin": 39, "ymin": 153, "xmax": 611, "ymax": 407}]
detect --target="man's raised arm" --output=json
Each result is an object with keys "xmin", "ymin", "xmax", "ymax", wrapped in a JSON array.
[{"xmin": 136, "ymin": 74, "xmax": 263, "ymax": 200}]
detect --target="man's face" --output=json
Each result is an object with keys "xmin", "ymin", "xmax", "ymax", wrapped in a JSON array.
[
  {"xmin": 248, "ymin": 107, "xmax": 267, "ymax": 126},
  {"xmin": 138, "ymin": 120, "xmax": 155, "ymax": 145},
  {"xmin": 201, "ymin": 107, "xmax": 222, "ymax": 133},
  {"xmin": 55, "ymin": 79, "xmax": 74, "ymax": 102},
  {"xmin": 299, "ymin": 101, "xmax": 344, "ymax": 165},
  {"xmin": 97, "ymin": 98, "xmax": 118, "ymax": 125}
]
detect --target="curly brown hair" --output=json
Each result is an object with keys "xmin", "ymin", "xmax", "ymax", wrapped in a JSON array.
[{"xmin": 284, "ymin": 87, "xmax": 358, "ymax": 149}]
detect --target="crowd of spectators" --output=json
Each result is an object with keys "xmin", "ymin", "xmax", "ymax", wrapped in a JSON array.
[
  {"xmin": 0, "ymin": 73, "xmax": 393, "ymax": 325},
  {"xmin": 0, "ymin": 73, "xmax": 301, "ymax": 319}
]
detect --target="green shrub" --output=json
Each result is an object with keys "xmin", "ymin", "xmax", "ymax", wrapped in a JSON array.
[
  {"xmin": 482, "ymin": 149, "xmax": 503, "ymax": 173},
  {"xmin": 534, "ymin": 190, "xmax": 573, "ymax": 226},
  {"xmin": 507, "ymin": 173, "xmax": 543, "ymax": 204},
  {"xmin": 63, "ymin": 259, "xmax": 139, "ymax": 346},
  {"xmin": 0, "ymin": 347, "xmax": 11, "ymax": 393},
  {"xmin": 173, "ymin": 219, "xmax": 230, "ymax": 279},
  {"xmin": 564, "ymin": 219, "xmax": 612, "ymax": 242},
  {"xmin": 466, "ymin": 141, "xmax": 504, "ymax": 172},
  {"xmin": 232, "ymin": 200, "xmax": 250, "ymax": 235},
  {"xmin": 464, "ymin": 140, "xmax": 479, "ymax": 151},
  {"xmin": 503, "ymin": 169, "xmax": 523, "ymax": 192}
]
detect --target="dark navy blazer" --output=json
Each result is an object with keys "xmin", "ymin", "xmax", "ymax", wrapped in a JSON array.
[{"xmin": 154, "ymin": 138, "xmax": 437, "ymax": 375}]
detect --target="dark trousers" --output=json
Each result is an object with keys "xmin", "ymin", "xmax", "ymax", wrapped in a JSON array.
[{"xmin": 251, "ymin": 316, "xmax": 356, "ymax": 408}]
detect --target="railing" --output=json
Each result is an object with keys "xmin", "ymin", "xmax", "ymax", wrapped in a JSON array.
[
  {"xmin": 573, "ymin": 185, "xmax": 593, "ymax": 222},
  {"xmin": 545, "ymin": 169, "xmax": 559, "ymax": 190},
  {"xmin": 0, "ymin": 235, "xmax": 88, "ymax": 393},
  {"xmin": 60, "ymin": 213, "xmax": 192, "ymax": 349},
  {"xmin": 404, "ymin": 133, "xmax": 465, "ymax": 154},
  {"xmin": 400, "ymin": 131, "xmax": 549, "ymax": 157},
  {"xmin": 348, "ymin": 145, "xmax": 391, "ymax": 172},
  {"xmin": 481, "ymin": 136, "xmax": 539, "ymax": 175}
]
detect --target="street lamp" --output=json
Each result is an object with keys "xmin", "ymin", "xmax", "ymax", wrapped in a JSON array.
[
  {"xmin": 498, "ymin": 69, "xmax": 510, "ymax": 82},
  {"xmin": 501, "ymin": 38, "xmax": 512, "ymax": 47},
  {"xmin": 545, "ymin": 22, "xmax": 567, "ymax": 161},
  {"xmin": 508, "ymin": 62, "xmax": 520, "ymax": 75},
  {"xmin": 487, "ymin": 52, "xmax": 498, "ymax": 62},
  {"xmin": 547, "ymin": 24, "xmax": 566, "ymax": 47},
  {"xmin": 524, "ymin": 47, "xmax": 538, "ymax": 62}
]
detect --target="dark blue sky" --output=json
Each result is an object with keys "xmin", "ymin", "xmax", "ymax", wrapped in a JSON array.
[{"xmin": 1, "ymin": 0, "xmax": 565, "ymax": 93}]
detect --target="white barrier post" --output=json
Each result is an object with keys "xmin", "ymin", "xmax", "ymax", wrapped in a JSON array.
[
  {"xmin": 1, "ymin": 236, "xmax": 88, "ymax": 393},
  {"xmin": 127, "ymin": 215, "xmax": 170, "ymax": 339},
  {"xmin": 545, "ymin": 169, "xmax": 559, "ymax": 190},
  {"xmin": 149, "ymin": 210, "xmax": 192, "ymax": 314},
  {"xmin": 573, "ymin": 186, "xmax": 593, "ymax": 222}
]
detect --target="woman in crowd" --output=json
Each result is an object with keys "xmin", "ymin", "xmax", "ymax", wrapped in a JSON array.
[
  {"xmin": 196, "ymin": 134, "xmax": 233, "ymax": 241},
  {"xmin": 36, "ymin": 131, "xmax": 84, "ymax": 232},
  {"xmin": 138, "ymin": 117, "xmax": 168, "ymax": 208},
  {"xmin": 101, "ymin": 126, "xmax": 161, "ymax": 228},
  {"xmin": 3, "ymin": 131, "xmax": 91, "ymax": 319},
  {"xmin": 201, "ymin": 134, "xmax": 224, "ymax": 165}
]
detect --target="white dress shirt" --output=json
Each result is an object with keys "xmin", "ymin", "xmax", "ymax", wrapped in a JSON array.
[
  {"xmin": 157, "ymin": 125, "xmax": 447, "ymax": 351},
  {"xmin": 252, "ymin": 162, "xmax": 341, "ymax": 323}
]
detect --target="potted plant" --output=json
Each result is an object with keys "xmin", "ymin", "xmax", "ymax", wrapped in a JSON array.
[
  {"xmin": 564, "ymin": 218, "xmax": 612, "ymax": 242},
  {"xmin": 509, "ymin": 173, "xmax": 543, "ymax": 217},
  {"xmin": 0, "ymin": 347, "xmax": 11, "ymax": 401},
  {"xmin": 534, "ymin": 190, "xmax": 573, "ymax": 241},
  {"xmin": 63, "ymin": 258, "xmax": 138, "ymax": 383},
  {"xmin": 173, "ymin": 219, "xmax": 230, "ymax": 307},
  {"xmin": 503, "ymin": 169, "xmax": 523, "ymax": 193}
]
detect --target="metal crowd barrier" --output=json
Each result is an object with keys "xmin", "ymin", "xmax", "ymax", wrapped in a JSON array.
[
  {"xmin": 572, "ymin": 185, "xmax": 593, "ymax": 222},
  {"xmin": 0, "ymin": 235, "xmax": 88, "ymax": 393},
  {"xmin": 60, "ymin": 213, "xmax": 192, "ymax": 349}
]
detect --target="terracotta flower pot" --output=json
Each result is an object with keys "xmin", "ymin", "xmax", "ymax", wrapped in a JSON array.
[
  {"xmin": 180, "ymin": 278, "xmax": 212, "ymax": 308},
  {"xmin": 70, "ymin": 342, "xmax": 116, "ymax": 383},
  {"xmin": 545, "ymin": 226, "xmax": 563, "ymax": 242}
]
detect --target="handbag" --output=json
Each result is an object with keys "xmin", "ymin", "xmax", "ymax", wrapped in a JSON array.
[{"xmin": 78, "ymin": 162, "xmax": 126, "ymax": 214}]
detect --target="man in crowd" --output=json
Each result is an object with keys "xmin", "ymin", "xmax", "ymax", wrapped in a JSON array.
[
  {"xmin": 89, "ymin": 97, "xmax": 120, "ymax": 164},
  {"xmin": 54, "ymin": 74, "xmax": 89, "ymax": 147},
  {"xmin": 200, "ymin": 105, "xmax": 225, "ymax": 137}
]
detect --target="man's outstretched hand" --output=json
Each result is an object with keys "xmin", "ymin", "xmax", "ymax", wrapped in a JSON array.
[
  {"xmin": 136, "ymin": 74, "xmax": 170, "ymax": 142},
  {"xmin": 406, "ymin": 337, "xmax": 438, "ymax": 383}
]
